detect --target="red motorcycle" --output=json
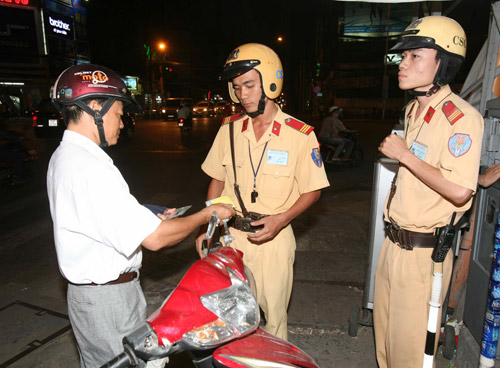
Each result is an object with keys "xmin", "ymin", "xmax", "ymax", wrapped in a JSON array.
[{"xmin": 101, "ymin": 214, "xmax": 319, "ymax": 368}]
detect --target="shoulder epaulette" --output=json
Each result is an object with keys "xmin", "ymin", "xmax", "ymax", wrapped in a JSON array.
[
  {"xmin": 442, "ymin": 101, "xmax": 464, "ymax": 125},
  {"xmin": 284, "ymin": 117, "xmax": 314, "ymax": 135},
  {"xmin": 221, "ymin": 113, "xmax": 245, "ymax": 126}
]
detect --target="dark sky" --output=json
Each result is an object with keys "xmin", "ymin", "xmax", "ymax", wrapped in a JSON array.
[
  {"xmin": 86, "ymin": 0, "xmax": 322, "ymax": 76},
  {"xmin": 84, "ymin": 0, "xmax": 490, "ymax": 98}
]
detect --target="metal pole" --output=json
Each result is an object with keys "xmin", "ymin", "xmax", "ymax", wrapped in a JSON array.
[
  {"xmin": 423, "ymin": 270, "xmax": 443, "ymax": 367},
  {"xmin": 382, "ymin": 4, "xmax": 391, "ymax": 120}
]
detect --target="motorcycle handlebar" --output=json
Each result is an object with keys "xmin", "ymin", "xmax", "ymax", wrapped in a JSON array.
[{"xmin": 99, "ymin": 352, "xmax": 132, "ymax": 368}]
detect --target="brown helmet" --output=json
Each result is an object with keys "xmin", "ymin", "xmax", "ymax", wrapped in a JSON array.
[{"xmin": 51, "ymin": 64, "xmax": 141, "ymax": 147}]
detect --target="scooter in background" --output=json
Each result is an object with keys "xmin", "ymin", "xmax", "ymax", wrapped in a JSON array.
[
  {"xmin": 319, "ymin": 130, "xmax": 364, "ymax": 168},
  {"xmin": 101, "ymin": 212, "xmax": 319, "ymax": 368},
  {"xmin": 178, "ymin": 117, "xmax": 192, "ymax": 133}
]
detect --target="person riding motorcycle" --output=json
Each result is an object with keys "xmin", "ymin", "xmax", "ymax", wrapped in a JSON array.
[
  {"xmin": 177, "ymin": 100, "xmax": 192, "ymax": 130},
  {"xmin": 318, "ymin": 106, "xmax": 355, "ymax": 159},
  {"xmin": 47, "ymin": 63, "xmax": 235, "ymax": 367}
]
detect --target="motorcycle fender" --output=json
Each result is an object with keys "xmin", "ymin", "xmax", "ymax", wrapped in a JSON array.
[{"xmin": 212, "ymin": 328, "xmax": 319, "ymax": 368}]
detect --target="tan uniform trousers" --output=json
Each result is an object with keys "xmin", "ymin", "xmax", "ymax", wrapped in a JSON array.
[
  {"xmin": 373, "ymin": 237, "xmax": 452, "ymax": 368},
  {"xmin": 227, "ymin": 224, "xmax": 296, "ymax": 341}
]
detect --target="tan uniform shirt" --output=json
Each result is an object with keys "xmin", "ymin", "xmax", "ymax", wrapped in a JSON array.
[
  {"xmin": 202, "ymin": 105, "xmax": 330, "ymax": 215},
  {"xmin": 384, "ymin": 85, "xmax": 484, "ymax": 232}
]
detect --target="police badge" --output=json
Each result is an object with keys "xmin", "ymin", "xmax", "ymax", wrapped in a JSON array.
[
  {"xmin": 311, "ymin": 148, "xmax": 322, "ymax": 168},
  {"xmin": 227, "ymin": 48, "xmax": 240, "ymax": 62}
]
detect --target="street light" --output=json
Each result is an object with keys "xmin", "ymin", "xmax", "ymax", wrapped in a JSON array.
[
  {"xmin": 277, "ymin": 36, "xmax": 284, "ymax": 42},
  {"xmin": 158, "ymin": 42, "xmax": 166, "ymax": 51}
]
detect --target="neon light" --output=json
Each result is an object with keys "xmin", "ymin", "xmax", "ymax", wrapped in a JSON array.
[{"xmin": 0, "ymin": 0, "xmax": 30, "ymax": 5}]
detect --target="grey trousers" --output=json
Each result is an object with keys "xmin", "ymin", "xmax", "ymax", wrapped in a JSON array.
[{"xmin": 67, "ymin": 277, "xmax": 147, "ymax": 368}]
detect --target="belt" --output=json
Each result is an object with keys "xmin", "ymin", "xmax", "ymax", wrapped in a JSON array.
[
  {"xmin": 69, "ymin": 271, "xmax": 138, "ymax": 286},
  {"xmin": 385, "ymin": 222, "xmax": 436, "ymax": 250}
]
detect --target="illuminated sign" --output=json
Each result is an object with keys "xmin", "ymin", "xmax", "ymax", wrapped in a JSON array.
[
  {"xmin": 0, "ymin": 0, "xmax": 30, "ymax": 5},
  {"xmin": 49, "ymin": 16, "xmax": 70, "ymax": 35},
  {"xmin": 123, "ymin": 77, "xmax": 138, "ymax": 91},
  {"xmin": 386, "ymin": 53, "xmax": 402, "ymax": 66},
  {"xmin": 44, "ymin": 11, "xmax": 74, "ymax": 40}
]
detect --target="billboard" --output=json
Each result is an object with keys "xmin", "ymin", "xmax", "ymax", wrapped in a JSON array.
[
  {"xmin": 343, "ymin": 3, "xmax": 412, "ymax": 38},
  {"xmin": 123, "ymin": 77, "xmax": 138, "ymax": 91},
  {"xmin": 44, "ymin": 10, "xmax": 74, "ymax": 40}
]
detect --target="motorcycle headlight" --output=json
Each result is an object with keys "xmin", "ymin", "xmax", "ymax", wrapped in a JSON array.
[
  {"xmin": 244, "ymin": 265, "xmax": 258, "ymax": 300},
  {"xmin": 182, "ymin": 267, "xmax": 260, "ymax": 347}
]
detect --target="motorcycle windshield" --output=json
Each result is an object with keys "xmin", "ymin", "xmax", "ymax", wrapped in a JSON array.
[{"xmin": 147, "ymin": 247, "xmax": 249, "ymax": 345}]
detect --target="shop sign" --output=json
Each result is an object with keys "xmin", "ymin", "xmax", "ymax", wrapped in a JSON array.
[{"xmin": 44, "ymin": 10, "xmax": 74, "ymax": 39}]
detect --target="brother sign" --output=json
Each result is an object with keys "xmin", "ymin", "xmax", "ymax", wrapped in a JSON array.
[{"xmin": 49, "ymin": 16, "xmax": 71, "ymax": 36}]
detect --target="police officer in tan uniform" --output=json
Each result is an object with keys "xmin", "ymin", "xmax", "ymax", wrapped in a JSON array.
[
  {"xmin": 373, "ymin": 16, "xmax": 484, "ymax": 367},
  {"xmin": 196, "ymin": 43, "xmax": 329, "ymax": 340}
]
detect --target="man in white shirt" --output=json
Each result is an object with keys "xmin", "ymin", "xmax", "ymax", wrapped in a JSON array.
[{"xmin": 47, "ymin": 64, "xmax": 234, "ymax": 367}]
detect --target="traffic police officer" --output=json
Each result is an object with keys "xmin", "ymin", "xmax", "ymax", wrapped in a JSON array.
[
  {"xmin": 196, "ymin": 43, "xmax": 330, "ymax": 340},
  {"xmin": 374, "ymin": 16, "xmax": 484, "ymax": 367}
]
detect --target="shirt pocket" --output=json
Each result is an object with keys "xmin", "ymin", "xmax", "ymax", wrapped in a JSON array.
[
  {"xmin": 222, "ymin": 152, "xmax": 243, "ymax": 185},
  {"xmin": 261, "ymin": 165, "xmax": 293, "ymax": 198}
]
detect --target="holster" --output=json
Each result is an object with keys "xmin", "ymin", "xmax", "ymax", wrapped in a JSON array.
[{"xmin": 230, "ymin": 212, "xmax": 266, "ymax": 233}]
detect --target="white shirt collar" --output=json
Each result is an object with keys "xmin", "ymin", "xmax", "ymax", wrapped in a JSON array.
[{"xmin": 62, "ymin": 130, "xmax": 113, "ymax": 164}]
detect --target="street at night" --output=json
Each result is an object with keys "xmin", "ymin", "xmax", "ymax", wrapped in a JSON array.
[
  {"xmin": 0, "ymin": 0, "xmax": 496, "ymax": 367},
  {"xmin": 0, "ymin": 114, "xmax": 394, "ymax": 367}
]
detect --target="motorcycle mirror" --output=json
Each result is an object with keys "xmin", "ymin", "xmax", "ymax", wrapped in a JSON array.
[{"xmin": 206, "ymin": 211, "xmax": 220, "ymax": 240}]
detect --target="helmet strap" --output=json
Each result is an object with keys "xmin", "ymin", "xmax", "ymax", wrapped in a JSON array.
[
  {"xmin": 408, "ymin": 61, "xmax": 444, "ymax": 97},
  {"xmin": 246, "ymin": 92, "xmax": 266, "ymax": 118},
  {"xmin": 244, "ymin": 75, "xmax": 267, "ymax": 118},
  {"xmin": 408, "ymin": 83, "xmax": 442, "ymax": 97},
  {"xmin": 75, "ymin": 98, "xmax": 116, "ymax": 148}
]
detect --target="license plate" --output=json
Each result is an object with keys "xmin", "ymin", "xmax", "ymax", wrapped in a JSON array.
[
  {"xmin": 178, "ymin": 122, "xmax": 184, "ymax": 126},
  {"xmin": 49, "ymin": 119, "xmax": 58, "ymax": 127}
]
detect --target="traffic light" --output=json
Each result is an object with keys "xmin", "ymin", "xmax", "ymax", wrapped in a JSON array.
[
  {"xmin": 315, "ymin": 62, "xmax": 321, "ymax": 77},
  {"xmin": 165, "ymin": 67, "xmax": 172, "ymax": 72},
  {"xmin": 144, "ymin": 44, "xmax": 151, "ymax": 60}
]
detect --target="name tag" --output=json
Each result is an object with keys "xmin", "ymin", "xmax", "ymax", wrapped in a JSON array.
[
  {"xmin": 266, "ymin": 149, "xmax": 288, "ymax": 166},
  {"xmin": 410, "ymin": 141, "xmax": 427, "ymax": 160}
]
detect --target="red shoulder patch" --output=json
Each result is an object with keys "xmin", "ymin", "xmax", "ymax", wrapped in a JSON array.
[
  {"xmin": 285, "ymin": 118, "xmax": 314, "ymax": 135},
  {"xmin": 241, "ymin": 118, "xmax": 248, "ymax": 132},
  {"xmin": 424, "ymin": 106, "xmax": 435, "ymax": 123},
  {"xmin": 442, "ymin": 101, "xmax": 464, "ymax": 125},
  {"xmin": 272, "ymin": 121, "xmax": 281, "ymax": 136},
  {"xmin": 221, "ymin": 113, "xmax": 244, "ymax": 126}
]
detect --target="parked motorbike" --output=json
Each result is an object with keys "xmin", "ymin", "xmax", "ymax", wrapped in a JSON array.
[
  {"xmin": 319, "ymin": 130, "xmax": 364, "ymax": 167},
  {"xmin": 101, "ymin": 213, "xmax": 319, "ymax": 368},
  {"xmin": 178, "ymin": 117, "xmax": 193, "ymax": 133}
]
